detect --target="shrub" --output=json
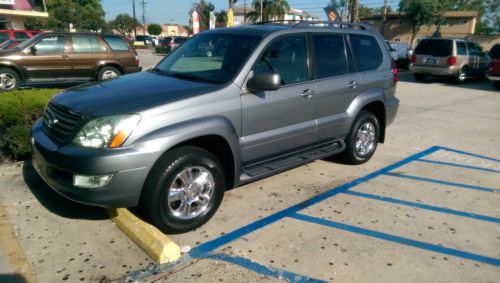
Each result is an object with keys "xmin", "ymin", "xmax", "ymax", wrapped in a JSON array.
[{"xmin": 0, "ymin": 89, "xmax": 59, "ymax": 161}]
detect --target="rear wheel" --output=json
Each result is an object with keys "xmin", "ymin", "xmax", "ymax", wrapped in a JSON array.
[
  {"xmin": 455, "ymin": 67, "xmax": 468, "ymax": 84},
  {"xmin": 97, "ymin": 66, "xmax": 121, "ymax": 81},
  {"xmin": 0, "ymin": 68, "xmax": 20, "ymax": 92},
  {"xmin": 140, "ymin": 146, "xmax": 225, "ymax": 234},
  {"xmin": 414, "ymin": 73, "xmax": 426, "ymax": 82},
  {"xmin": 339, "ymin": 111, "xmax": 380, "ymax": 165}
]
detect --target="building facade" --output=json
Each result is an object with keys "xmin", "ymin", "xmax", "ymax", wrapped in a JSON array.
[{"xmin": 0, "ymin": 0, "xmax": 48, "ymax": 29}]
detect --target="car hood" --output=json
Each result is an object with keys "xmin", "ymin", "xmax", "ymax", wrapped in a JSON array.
[{"xmin": 52, "ymin": 71, "xmax": 224, "ymax": 117}]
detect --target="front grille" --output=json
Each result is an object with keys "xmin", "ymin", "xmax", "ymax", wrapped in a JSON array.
[{"xmin": 43, "ymin": 102, "xmax": 83, "ymax": 144}]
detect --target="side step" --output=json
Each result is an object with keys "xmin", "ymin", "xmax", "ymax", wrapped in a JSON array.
[{"xmin": 240, "ymin": 140, "xmax": 345, "ymax": 183}]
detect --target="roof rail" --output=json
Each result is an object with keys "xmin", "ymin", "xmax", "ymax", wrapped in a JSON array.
[{"xmin": 253, "ymin": 20, "xmax": 374, "ymax": 30}]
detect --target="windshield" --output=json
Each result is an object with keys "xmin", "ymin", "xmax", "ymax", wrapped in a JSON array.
[
  {"xmin": 414, "ymin": 39, "xmax": 453, "ymax": 57},
  {"xmin": 154, "ymin": 34, "xmax": 261, "ymax": 84},
  {"xmin": 16, "ymin": 33, "xmax": 44, "ymax": 50}
]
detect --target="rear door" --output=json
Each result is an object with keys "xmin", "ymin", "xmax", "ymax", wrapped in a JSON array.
[
  {"xmin": 20, "ymin": 35, "xmax": 71, "ymax": 78},
  {"xmin": 312, "ymin": 32, "xmax": 362, "ymax": 141},
  {"xmin": 241, "ymin": 34, "xmax": 317, "ymax": 163},
  {"xmin": 414, "ymin": 39, "xmax": 453, "ymax": 67},
  {"xmin": 67, "ymin": 34, "xmax": 107, "ymax": 78}
]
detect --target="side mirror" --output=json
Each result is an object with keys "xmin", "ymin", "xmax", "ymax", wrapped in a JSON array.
[
  {"xmin": 28, "ymin": 46, "xmax": 37, "ymax": 55},
  {"xmin": 248, "ymin": 71, "xmax": 281, "ymax": 92}
]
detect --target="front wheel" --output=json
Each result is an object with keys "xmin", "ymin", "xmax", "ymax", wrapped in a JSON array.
[
  {"xmin": 140, "ymin": 146, "xmax": 225, "ymax": 234},
  {"xmin": 97, "ymin": 66, "xmax": 121, "ymax": 81},
  {"xmin": 339, "ymin": 111, "xmax": 380, "ymax": 165}
]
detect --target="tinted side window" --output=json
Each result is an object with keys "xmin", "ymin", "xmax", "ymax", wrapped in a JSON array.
[
  {"xmin": 34, "ymin": 36, "xmax": 65, "ymax": 54},
  {"xmin": 312, "ymin": 34, "xmax": 348, "ymax": 78},
  {"xmin": 14, "ymin": 32, "xmax": 29, "ymax": 39},
  {"xmin": 456, "ymin": 41, "xmax": 467, "ymax": 55},
  {"xmin": 467, "ymin": 42, "xmax": 481, "ymax": 55},
  {"xmin": 253, "ymin": 35, "xmax": 308, "ymax": 85},
  {"xmin": 102, "ymin": 36, "xmax": 129, "ymax": 51},
  {"xmin": 414, "ymin": 39, "xmax": 452, "ymax": 56},
  {"xmin": 350, "ymin": 34, "xmax": 383, "ymax": 72},
  {"xmin": 72, "ymin": 35, "xmax": 103, "ymax": 53}
]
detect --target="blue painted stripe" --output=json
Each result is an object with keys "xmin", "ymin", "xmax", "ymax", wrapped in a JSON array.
[
  {"xmin": 343, "ymin": 190, "xmax": 500, "ymax": 224},
  {"xmin": 384, "ymin": 172, "xmax": 500, "ymax": 193},
  {"xmin": 209, "ymin": 253, "xmax": 328, "ymax": 283},
  {"xmin": 416, "ymin": 158, "xmax": 500, "ymax": 173},
  {"xmin": 189, "ymin": 146, "xmax": 441, "ymax": 257},
  {"xmin": 437, "ymin": 146, "xmax": 500, "ymax": 163},
  {"xmin": 290, "ymin": 213, "xmax": 500, "ymax": 267}
]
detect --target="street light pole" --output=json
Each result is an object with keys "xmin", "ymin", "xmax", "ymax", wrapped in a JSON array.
[{"xmin": 260, "ymin": 0, "xmax": 263, "ymax": 22}]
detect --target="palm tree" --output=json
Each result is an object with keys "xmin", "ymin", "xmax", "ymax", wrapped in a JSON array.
[
  {"xmin": 228, "ymin": 0, "xmax": 237, "ymax": 9},
  {"xmin": 247, "ymin": 0, "xmax": 290, "ymax": 22}
]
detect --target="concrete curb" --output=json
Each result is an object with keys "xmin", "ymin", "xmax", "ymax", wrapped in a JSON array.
[{"xmin": 107, "ymin": 208, "xmax": 180, "ymax": 264}]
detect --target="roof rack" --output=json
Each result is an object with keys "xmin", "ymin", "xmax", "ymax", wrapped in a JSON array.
[{"xmin": 253, "ymin": 20, "xmax": 374, "ymax": 30}]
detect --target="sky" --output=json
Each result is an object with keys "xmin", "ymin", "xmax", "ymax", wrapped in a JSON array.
[{"xmin": 101, "ymin": 0, "xmax": 400, "ymax": 25}]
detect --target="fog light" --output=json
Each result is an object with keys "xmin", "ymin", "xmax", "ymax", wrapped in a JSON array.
[{"xmin": 73, "ymin": 174, "xmax": 113, "ymax": 189}]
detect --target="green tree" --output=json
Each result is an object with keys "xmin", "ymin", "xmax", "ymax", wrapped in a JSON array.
[
  {"xmin": 399, "ymin": 0, "xmax": 439, "ymax": 48},
  {"xmin": 189, "ymin": 0, "xmax": 215, "ymax": 31},
  {"xmin": 215, "ymin": 10, "xmax": 227, "ymax": 27},
  {"xmin": 44, "ymin": 0, "xmax": 106, "ymax": 31},
  {"xmin": 228, "ymin": 0, "xmax": 237, "ymax": 9},
  {"xmin": 358, "ymin": 4, "xmax": 373, "ymax": 18},
  {"xmin": 109, "ymin": 13, "xmax": 138, "ymax": 36},
  {"xmin": 147, "ymin": 23, "xmax": 163, "ymax": 36}
]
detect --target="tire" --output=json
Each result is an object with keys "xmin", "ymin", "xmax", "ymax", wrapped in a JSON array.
[
  {"xmin": 455, "ymin": 67, "xmax": 467, "ymax": 84},
  {"xmin": 339, "ymin": 111, "xmax": 380, "ymax": 165},
  {"xmin": 97, "ymin": 66, "xmax": 121, "ymax": 81},
  {"xmin": 414, "ymin": 73, "xmax": 426, "ymax": 82},
  {"xmin": 140, "ymin": 146, "xmax": 225, "ymax": 234},
  {"xmin": 0, "ymin": 68, "xmax": 20, "ymax": 92},
  {"xmin": 494, "ymin": 81, "xmax": 500, "ymax": 90}
]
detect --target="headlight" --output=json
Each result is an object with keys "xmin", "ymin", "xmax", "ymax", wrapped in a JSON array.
[{"xmin": 73, "ymin": 115, "xmax": 141, "ymax": 149}]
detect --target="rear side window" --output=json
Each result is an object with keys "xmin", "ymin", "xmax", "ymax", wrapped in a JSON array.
[
  {"xmin": 71, "ymin": 35, "xmax": 103, "ymax": 53},
  {"xmin": 467, "ymin": 42, "xmax": 482, "ymax": 55},
  {"xmin": 312, "ymin": 34, "xmax": 349, "ymax": 78},
  {"xmin": 414, "ymin": 39, "xmax": 452, "ymax": 56},
  {"xmin": 456, "ymin": 41, "xmax": 467, "ymax": 55},
  {"xmin": 349, "ymin": 34, "xmax": 383, "ymax": 72},
  {"xmin": 102, "ymin": 36, "xmax": 129, "ymax": 51},
  {"xmin": 253, "ymin": 35, "xmax": 309, "ymax": 85},
  {"xmin": 14, "ymin": 32, "xmax": 29, "ymax": 39}
]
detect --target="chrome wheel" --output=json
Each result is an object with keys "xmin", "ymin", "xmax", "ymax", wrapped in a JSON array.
[
  {"xmin": 101, "ymin": 70, "xmax": 118, "ymax": 80},
  {"xmin": 0, "ymin": 73, "xmax": 17, "ymax": 91},
  {"xmin": 355, "ymin": 122, "xmax": 376, "ymax": 156},
  {"xmin": 167, "ymin": 166, "xmax": 215, "ymax": 220},
  {"xmin": 457, "ymin": 69, "xmax": 466, "ymax": 82}
]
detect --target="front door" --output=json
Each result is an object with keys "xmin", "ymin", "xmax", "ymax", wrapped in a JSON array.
[
  {"xmin": 21, "ymin": 35, "xmax": 71, "ymax": 78},
  {"xmin": 241, "ymin": 34, "xmax": 317, "ymax": 164}
]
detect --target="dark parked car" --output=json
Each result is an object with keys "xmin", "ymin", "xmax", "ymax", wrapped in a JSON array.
[
  {"xmin": 160, "ymin": 36, "xmax": 187, "ymax": 53},
  {"xmin": 0, "ymin": 39, "xmax": 24, "ymax": 50},
  {"xmin": 32, "ymin": 22, "xmax": 399, "ymax": 233},
  {"xmin": 0, "ymin": 32, "xmax": 141, "ymax": 91},
  {"xmin": 487, "ymin": 44, "xmax": 500, "ymax": 90}
]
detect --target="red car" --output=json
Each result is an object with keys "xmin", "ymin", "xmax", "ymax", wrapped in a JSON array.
[
  {"xmin": 488, "ymin": 44, "xmax": 500, "ymax": 90},
  {"xmin": 0, "ymin": 29, "xmax": 41, "ymax": 44}
]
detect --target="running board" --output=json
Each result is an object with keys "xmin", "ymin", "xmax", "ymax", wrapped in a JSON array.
[{"xmin": 240, "ymin": 141, "xmax": 345, "ymax": 183}]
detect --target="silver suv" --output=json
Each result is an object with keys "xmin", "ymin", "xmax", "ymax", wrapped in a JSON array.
[
  {"xmin": 31, "ymin": 22, "xmax": 399, "ymax": 233},
  {"xmin": 410, "ymin": 38, "xmax": 491, "ymax": 83}
]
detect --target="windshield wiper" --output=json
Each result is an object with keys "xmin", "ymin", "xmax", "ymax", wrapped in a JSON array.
[
  {"xmin": 168, "ymin": 72, "xmax": 211, "ymax": 83},
  {"xmin": 152, "ymin": 67, "xmax": 169, "ymax": 76}
]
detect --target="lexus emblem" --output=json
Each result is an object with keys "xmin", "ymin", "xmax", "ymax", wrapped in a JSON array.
[{"xmin": 47, "ymin": 117, "xmax": 59, "ymax": 128}]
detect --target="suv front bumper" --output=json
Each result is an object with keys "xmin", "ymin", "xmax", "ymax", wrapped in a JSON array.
[{"xmin": 31, "ymin": 119, "xmax": 159, "ymax": 208}]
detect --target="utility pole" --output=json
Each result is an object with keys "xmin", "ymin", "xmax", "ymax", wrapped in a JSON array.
[
  {"xmin": 243, "ymin": 0, "xmax": 246, "ymax": 23},
  {"xmin": 141, "ymin": 0, "xmax": 146, "ymax": 36},
  {"xmin": 132, "ymin": 0, "xmax": 137, "ymax": 37},
  {"xmin": 381, "ymin": 0, "xmax": 388, "ymax": 36},
  {"xmin": 352, "ymin": 0, "xmax": 358, "ymax": 22},
  {"xmin": 260, "ymin": 0, "xmax": 263, "ymax": 22}
]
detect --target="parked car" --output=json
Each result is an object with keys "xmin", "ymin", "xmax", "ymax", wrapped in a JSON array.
[
  {"xmin": 390, "ymin": 42, "xmax": 411, "ymax": 69},
  {"xmin": 135, "ymin": 35, "xmax": 153, "ymax": 46},
  {"xmin": 409, "ymin": 38, "xmax": 490, "ymax": 83},
  {"xmin": 31, "ymin": 22, "xmax": 399, "ymax": 233},
  {"xmin": 160, "ymin": 36, "xmax": 187, "ymax": 53},
  {"xmin": 487, "ymin": 44, "xmax": 500, "ymax": 90},
  {"xmin": 0, "ymin": 32, "xmax": 141, "ymax": 91},
  {"xmin": 0, "ymin": 29, "xmax": 40, "ymax": 44},
  {"xmin": 385, "ymin": 40, "xmax": 398, "ymax": 62},
  {"xmin": 0, "ymin": 39, "xmax": 24, "ymax": 50}
]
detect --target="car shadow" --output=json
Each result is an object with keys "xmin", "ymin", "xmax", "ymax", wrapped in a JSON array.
[
  {"xmin": 22, "ymin": 160, "xmax": 107, "ymax": 220},
  {"xmin": 0, "ymin": 274, "xmax": 28, "ymax": 283},
  {"xmin": 398, "ymin": 72, "xmax": 497, "ymax": 92}
]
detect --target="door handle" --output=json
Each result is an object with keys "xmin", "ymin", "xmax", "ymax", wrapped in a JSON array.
[
  {"xmin": 347, "ymin": 81, "xmax": 358, "ymax": 89},
  {"xmin": 301, "ymin": 89, "xmax": 314, "ymax": 98}
]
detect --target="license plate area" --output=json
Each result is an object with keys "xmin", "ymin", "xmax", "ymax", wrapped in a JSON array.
[{"xmin": 425, "ymin": 58, "xmax": 437, "ymax": 64}]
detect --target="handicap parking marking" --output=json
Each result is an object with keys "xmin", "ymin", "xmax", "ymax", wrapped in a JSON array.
[{"xmin": 183, "ymin": 146, "xmax": 500, "ymax": 281}]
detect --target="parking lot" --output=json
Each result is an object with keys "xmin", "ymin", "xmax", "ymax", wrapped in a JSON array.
[{"xmin": 0, "ymin": 51, "xmax": 499, "ymax": 282}]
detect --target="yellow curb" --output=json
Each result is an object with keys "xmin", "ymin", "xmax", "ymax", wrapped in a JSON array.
[
  {"xmin": 0, "ymin": 203, "xmax": 37, "ymax": 283},
  {"xmin": 107, "ymin": 208, "xmax": 181, "ymax": 264}
]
